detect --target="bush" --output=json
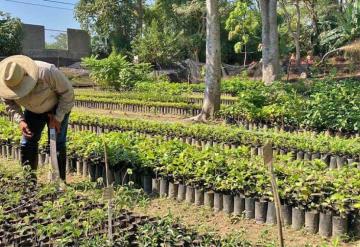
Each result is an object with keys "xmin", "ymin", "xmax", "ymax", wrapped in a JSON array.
[
  {"xmin": 82, "ymin": 53, "xmax": 152, "ymax": 91},
  {"xmin": 0, "ymin": 12, "xmax": 23, "ymax": 56}
]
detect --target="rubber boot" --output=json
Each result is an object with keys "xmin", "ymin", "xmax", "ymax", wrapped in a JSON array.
[
  {"xmin": 57, "ymin": 146, "xmax": 67, "ymax": 182},
  {"xmin": 20, "ymin": 146, "xmax": 38, "ymax": 183}
]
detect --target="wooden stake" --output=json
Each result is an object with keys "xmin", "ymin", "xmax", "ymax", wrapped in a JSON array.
[
  {"xmin": 103, "ymin": 141, "xmax": 113, "ymax": 244},
  {"xmin": 263, "ymin": 142, "xmax": 284, "ymax": 247}
]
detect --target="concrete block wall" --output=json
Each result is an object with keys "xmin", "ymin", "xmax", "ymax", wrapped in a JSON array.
[
  {"xmin": 22, "ymin": 24, "xmax": 45, "ymax": 52},
  {"xmin": 21, "ymin": 23, "xmax": 90, "ymax": 66},
  {"xmin": 67, "ymin": 28, "xmax": 91, "ymax": 57}
]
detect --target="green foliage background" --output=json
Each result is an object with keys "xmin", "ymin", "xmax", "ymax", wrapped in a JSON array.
[{"xmin": 0, "ymin": 11, "xmax": 23, "ymax": 56}]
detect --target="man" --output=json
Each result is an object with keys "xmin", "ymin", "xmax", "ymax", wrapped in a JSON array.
[{"xmin": 0, "ymin": 55, "xmax": 74, "ymax": 181}]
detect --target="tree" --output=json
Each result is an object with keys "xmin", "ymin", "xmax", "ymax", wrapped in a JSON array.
[
  {"xmin": 90, "ymin": 35, "xmax": 111, "ymax": 58},
  {"xmin": 280, "ymin": 0, "xmax": 302, "ymax": 66},
  {"xmin": 193, "ymin": 0, "xmax": 221, "ymax": 121},
  {"xmin": 75, "ymin": 0, "xmax": 140, "ymax": 54},
  {"xmin": 45, "ymin": 33, "xmax": 68, "ymax": 50},
  {"xmin": 172, "ymin": 0, "xmax": 206, "ymax": 62},
  {"xmin": 131, "ymin": 20, "xmax": 184, "ymax": 66},
  {"xmin": 319, "ymin": 1, "xmax": 360, "ymax": 51},
  {"xmin": 260, "ymin": 0, "xmax": 280, "ymax": 85},
  {"xmin": 136, "ymin": 0, "xmax": 241, "ymax": 64},
  {"xmin": 226, "ymin": 0, "xmax": 261, "ymax": 67},
  {"xmin": 0, "ymin": 11, "xmax": 23, "ymax": 56},
  {"xmin": 303, "ymin": 0, "xmax": 321, "ymax": 54},
  {"xmin": 136, "ymin": 0, "xmax": 144, "ymax": 34}
]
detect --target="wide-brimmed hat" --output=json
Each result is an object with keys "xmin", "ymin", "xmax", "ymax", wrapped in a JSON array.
[{"xmin": 0, "ymin": 55, "xmax": 38, "ymax": 100}]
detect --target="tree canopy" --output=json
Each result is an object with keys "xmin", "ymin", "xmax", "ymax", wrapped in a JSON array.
[
  {"xmin": 74, "ymin": 0, "xmax": 360, "ymax": 71},
  {"xmin": 0, "ymin": 11, "xmax": 23, "ymax": 56}
]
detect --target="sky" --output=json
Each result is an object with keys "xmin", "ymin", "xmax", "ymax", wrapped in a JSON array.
[{"xmin": 1, "ymin": 0, "xmax": 80, "ymax": 43}]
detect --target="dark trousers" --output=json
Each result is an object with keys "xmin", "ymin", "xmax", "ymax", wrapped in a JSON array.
[{"xmin": 20, "ymin": 110, "xmax": 70, "ymax": 181}]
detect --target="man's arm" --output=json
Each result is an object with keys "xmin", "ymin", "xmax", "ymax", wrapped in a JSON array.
[
  {"xmin": 1, "ymin": 99, "xmax": 24, "ymax": 123},
  {"xmin": 50, "ymin": 66, "xmax": 75, "ymax": 122}
]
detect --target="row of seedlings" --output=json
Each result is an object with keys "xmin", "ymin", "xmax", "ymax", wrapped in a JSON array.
[
  {"xmin": 69, "ymin": 123, "xmax": 360, "ymax": 170},
  {"xmin": 150, "ymin": 177, "xmax": 357, "ymax": 240},
  {"xmin": 1, "ymin": 118, "xmax": 359, "ymax": 240},
  {"xmin": 0, "ymin": 118, "xmax": 357, "ymax": 173},
  {"xmin": 76, "ymin": 92, "xmax": 236, "ymax": 106},
  {"xmin": 67, "ymin": 153, "xmax": 359, "ymax": 240},
  {"xmin": 1, "ymin": 137, "xmax": 358, "ymax": 240},
  {"xmin": 0, "ymin": 141, "xmax": 20, "ymax": 161},
  {"xmin": 226, "ymin": 118, "xmax": 360, "ymax": 138},
  {"xmin": 59, "ymin": 132, "xmax": 360, "ymax": 241},
  {"xmin": 188, "ymin": 97, "xmax": 236, "ymax": 106},
  {"xmin": 72, "ymin": 99, "xmax": 358, "ymax": 138},
  {"xmin": 74, "ymin": 100, "xmax": 201, "ymax": 116}
]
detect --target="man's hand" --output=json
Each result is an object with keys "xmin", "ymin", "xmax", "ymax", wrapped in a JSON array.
[
  {"xmin": 48, "ymin": 114, "xmax": 61, "ymax": 134},
  {"xmin": 19, "ymin": 120, "xmax": 33, "ymax": 139}
]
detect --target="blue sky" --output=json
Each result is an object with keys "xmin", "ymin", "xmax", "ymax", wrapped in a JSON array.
[{"xmin": 1, "ymin": 0, "xmax": 80, "ymax": 42}]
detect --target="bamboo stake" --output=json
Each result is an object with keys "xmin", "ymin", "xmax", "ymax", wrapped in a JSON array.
[{"xmin": 263, "ymin": 142, "xmax": 284, "ymax": 247}]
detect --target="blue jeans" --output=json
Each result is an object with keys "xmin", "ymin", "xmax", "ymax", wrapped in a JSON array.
[{"xmin": 20, "ymin": 109, "xmax": 70, "ymax": 180}]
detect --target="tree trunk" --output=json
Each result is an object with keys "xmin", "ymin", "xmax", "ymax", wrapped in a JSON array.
[
  {"xmin": 261, "ymin": 0, "xmax": 280, "ymax": 85},
  {"xmin": 281, "ymin": 0, "xmax": 301, "ymax": 67},
  {"xmin": 243, "ymin": 45, "xmax": 247, "ymax": 68},
  {"xmin": 295, "ymin": 0, "xmax": 301, "ymax": 66},
  {"xmin": 137, "ymin": 0, "xmax": 144, "ymax": 34},
  {"xmin": 304, "ymin": 0, "xmax": 320, "ymax": 54},
  {"xmin": 193, "ymin": 0, "xmax": 221, "ymax": 121}
]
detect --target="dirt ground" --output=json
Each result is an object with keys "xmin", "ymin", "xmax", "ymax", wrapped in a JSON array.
[{"xmin": 133, "ymin": 197, "xmax": 360, "ymax": 247}]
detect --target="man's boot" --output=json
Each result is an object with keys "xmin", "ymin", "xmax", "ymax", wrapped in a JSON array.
[
  {"xmin": 20, "ymin": 146, "xmax": 38, "ymax": 182},
  {"xmin": 57, "ymin": 146, "xmax": 67, "ymax": 181}
]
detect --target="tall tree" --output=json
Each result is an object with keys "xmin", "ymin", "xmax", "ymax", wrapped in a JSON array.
[
  {"xmin": 226, "ymin": 0, "xmax": 261, "ymax": 67},
  {"xmin": 172, "ymin": 0, "xmax": 206, "ymax": 62},
  {"xmin": 75, "ymin": 0, "xmax": 138, "ymax": 53},
  {"xmin": 193, "ymin": 0, "xmax": 222, "ymax": 121},
  {"xmin": 137, "ymin": 0, "xmax": 144, "ymax": 34},
  {"xmin": 280, "ymin": 0, "xmax": 302, "ymax": 66},
  {"xmin": 303, "ymin": 0, "xmax": 320, "ymax": 54},
  {"xmin": 260, "ymin": 0, "xmax": 280, "ymax": 85}
]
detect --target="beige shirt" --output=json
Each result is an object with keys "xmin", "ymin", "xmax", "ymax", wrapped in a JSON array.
[{"xmin": 3, "ymin": 61, "xmax": 74, "ymax": 123}]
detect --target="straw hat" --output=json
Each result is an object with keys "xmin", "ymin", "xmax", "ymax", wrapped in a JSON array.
[{"xmin": 0, "ymin": 55, "xmax": 38, "ymax": 100}]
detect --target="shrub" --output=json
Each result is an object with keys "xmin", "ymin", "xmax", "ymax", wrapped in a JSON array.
[
  {"xmin": 82, "ymin": 53, "xmax": 152, "ymax": 91},
  {"xmin": 0, "ymin": 12, "xmax": 23, "ymax": 56}
]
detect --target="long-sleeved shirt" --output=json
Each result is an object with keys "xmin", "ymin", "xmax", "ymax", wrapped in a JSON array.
[{"xmin": 2, "ymin": 61, "xmax": 74, "ymax": 123}]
